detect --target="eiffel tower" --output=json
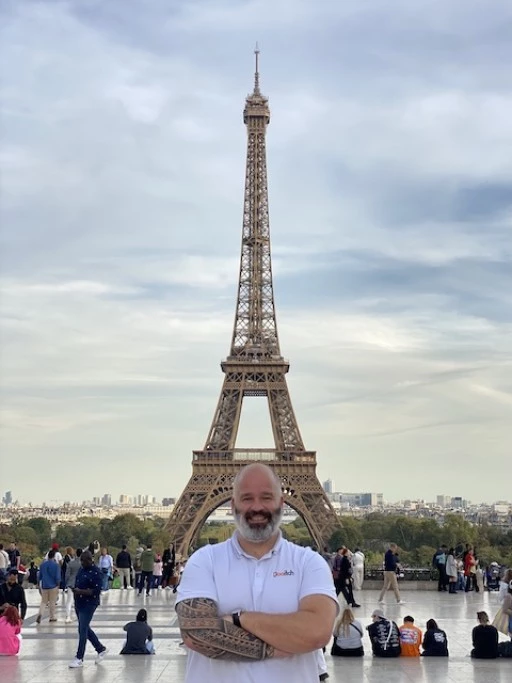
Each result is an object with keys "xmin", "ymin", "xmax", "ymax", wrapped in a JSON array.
[{"xmin": 167, "ymin": 50, "xmax": 342, "ymax": 556}]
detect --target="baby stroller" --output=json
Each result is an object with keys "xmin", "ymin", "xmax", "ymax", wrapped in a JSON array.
[{"xmin": 485, "ymin": 563, "xmax": 500, "ymax": 591}]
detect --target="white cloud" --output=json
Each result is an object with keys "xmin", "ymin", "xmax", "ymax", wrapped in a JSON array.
[{"xmin": 1, "ymin": 0, "xmax": 511, "ymax": 504}]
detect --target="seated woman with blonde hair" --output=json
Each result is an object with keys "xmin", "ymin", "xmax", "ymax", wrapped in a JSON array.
[
  {"xmin": 331, "ymin": 607, "xmax": 364, "ymax": 657},
  {"xmin": 0, "ymin": 605, "xmax": 22, "ymax": 656}
]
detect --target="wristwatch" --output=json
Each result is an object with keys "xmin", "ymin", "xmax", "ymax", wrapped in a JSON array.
[{"xmin": 232, "ymin": 610, "xmax": 243, "ymax": 628}]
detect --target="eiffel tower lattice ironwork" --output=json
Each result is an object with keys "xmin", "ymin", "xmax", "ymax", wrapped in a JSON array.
[{"xmin": 166, "ymin": 50, "xmax": 342, "ymax": 556}]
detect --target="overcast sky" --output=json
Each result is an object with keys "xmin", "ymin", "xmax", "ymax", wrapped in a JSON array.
[{"xmin": 1, "ymin": 0, "xmax": 511, "ymax": 507}]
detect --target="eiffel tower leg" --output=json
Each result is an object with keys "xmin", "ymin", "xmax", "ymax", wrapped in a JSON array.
[
  {"xmin": 166, "ymin": 467, "xmax": 236, "ymax": 557},
  {"xmin": 278, "ymin": 467, "xmax": 342, "ymax": 550},
  {"xmin": 267, "ymin": 382, "xmax": 305, "ymax": 451},
  {"xmin": 205, "ymin": 388, "xmax": 243, "ymax": 451}
]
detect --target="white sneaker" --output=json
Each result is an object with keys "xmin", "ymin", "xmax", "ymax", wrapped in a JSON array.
[
  {"xmin": 165, "ymin": 586, "xmax": 171, "ymax": 591},
  {"xmin": 158, "ymin": 586, "xmax": 162, "ymax": 590},
  {"xmin": 127, "ymin": 586, "xmax": 133, "ymax": 590},
  {"xmin": 398, "ymin": 600, "xmax": 406, "ymax": 605},
  {"xmin": 65, "ymin": 617, "xmax": 72, "ymax": 623},
  {"xmin": 69, "ymin": 658, "xmax": 83, "ymax": 668},
  {"xmin": 378, "ymin": 599, "xmax": 385, "ymax": 604},
  {"xmin": 95, "ymin": 647, "xmax": 108, "ymax": 664}
]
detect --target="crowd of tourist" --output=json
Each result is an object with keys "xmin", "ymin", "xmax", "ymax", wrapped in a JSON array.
[
  {"xmin": 1, "ymin": 483, "xmax": 512, "ymax": 676},
  {"xmin": 328, "ymin": 605, "xmax": 512, "ymax": 659},
  {"xmin": 0, "ymin": 538, "xmax": 184, "ymax": 666},
  {"xmin": 321, "ymin": 542, "xmax": 512, "ymax": 663}
]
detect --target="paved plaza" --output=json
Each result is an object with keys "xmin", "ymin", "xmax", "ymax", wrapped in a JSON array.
[{"xmin": 1, "ymin": 586, "xmax": 510, "ymax": 682}]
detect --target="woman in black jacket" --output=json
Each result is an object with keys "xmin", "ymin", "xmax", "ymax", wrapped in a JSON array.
[
  {"xmin": 471, "ymin": 611, "xmax": 498, "ymax": 659},
  {"xmin": 421, "ymin": 619, "xmax": 449, "ymax": 656},
  {"xmin": 336, "ymin": 548, "xmax": 360, "ymax": 608}
]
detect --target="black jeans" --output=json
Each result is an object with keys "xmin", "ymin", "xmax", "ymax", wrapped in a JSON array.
[
  {"xmin": 337, "ymin": 578, "xmax": 356, "ymax": 606},
  {"xmin": 465, "ymin": 574, "xmax": 479, "ymax": 592},
  {"xmin": 162, "ymin": 564, "xmax": 175, "ymax": 588},
  {"xmin": 437, "ymin": 564, "xmax": 447, "ymax": 590},
  {"xmin": 331, "ymin": 643, "xmax": 364, "ymax": 657},
  {"xmin": 139, "ymin": 571, "xmax": 152, "ymax": 595}
]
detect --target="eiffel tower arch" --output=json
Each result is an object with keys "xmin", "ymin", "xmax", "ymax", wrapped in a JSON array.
[{"xmin": 166, "ymin": 51, "xmax": 342, "ymax": 556}]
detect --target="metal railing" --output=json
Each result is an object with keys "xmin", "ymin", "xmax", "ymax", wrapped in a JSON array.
[
  {"xmin": 193, "ymin": 449, "xmax": 316, "ymax": 463},
  {"xmin": 364, "ymin": 566, "xmax": 437, "ymax": 581}
]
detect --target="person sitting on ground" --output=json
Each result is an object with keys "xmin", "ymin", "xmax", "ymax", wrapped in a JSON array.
[
  {"xmin": 120, "ymin": 608, "xmax": 155, "ymax": 654},
  {"xmin": 421, "ymin": 619, "xmax": 449, "ymax": 656},
  {"xmin": 0, "ymin": 605, "xmax": 22, "ymax": 656},
  {"xmin": 471, "ymin": 611, "xmax": 498, "ymax": 659},
  {"xmin": 331, "ymin": 607, "xmax": 364, "ymax": 657},
  {"xmin": 367, "ymin": 608, "xmax": 401, "ymax": 657},
  {"xmin": 399, "ymin": 615, "xmax": 422, "ymax": 656}
]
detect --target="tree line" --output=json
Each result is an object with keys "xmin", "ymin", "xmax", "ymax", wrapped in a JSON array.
[
  {"xmin": 1, "ymin": 512, "xmax": 511, "ymax": 568},
  {"xmin": 201, "ymin": 513, "xmax": 512, "ymax": 568}
]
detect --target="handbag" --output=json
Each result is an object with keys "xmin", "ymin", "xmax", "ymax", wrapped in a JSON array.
[{"xmin": 492, "ymin": 607, "xmax": 510, "ymax": 636}]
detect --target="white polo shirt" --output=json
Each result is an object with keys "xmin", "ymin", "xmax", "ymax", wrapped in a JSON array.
[{"xmin": 177, "ymin": 533, "xmax": 338, "ymax": 683}]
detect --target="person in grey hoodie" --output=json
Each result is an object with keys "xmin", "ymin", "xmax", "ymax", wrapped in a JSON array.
[{"xmin": 65, "ymin": 549, "xmax": 82, "ymax": 623}]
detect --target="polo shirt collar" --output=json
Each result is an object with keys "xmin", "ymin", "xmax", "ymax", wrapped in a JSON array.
[{"xmin": 231, "ymin": 531, "xmax": 283, "ymax": 560}]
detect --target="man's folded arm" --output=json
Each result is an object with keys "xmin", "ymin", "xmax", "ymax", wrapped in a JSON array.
[
  {"xmin": 176, "ymin": 597, "xmax": 275, "ymax": 661},
  {"xmin": 239, "ymin": 594, "xmax": 337, "ymax": 654}
]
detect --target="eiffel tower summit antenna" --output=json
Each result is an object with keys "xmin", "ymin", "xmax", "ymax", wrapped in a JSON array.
[
  {"xmin": 254, "ymin": 42, "xmax": 260, "ymax": 95},
  {"xmin": 166, "ymin": 53, "xmax": 342, "ymax": 556}
]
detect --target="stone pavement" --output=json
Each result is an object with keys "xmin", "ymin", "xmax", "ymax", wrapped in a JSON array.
[{"xmin": 1, "ymin": 586, "xmax": 510, "ymax": 682}]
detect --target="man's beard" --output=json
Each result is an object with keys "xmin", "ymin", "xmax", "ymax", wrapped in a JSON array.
[{"xmin": 234, "ymin": 506, "xmax": 283, "ymax": 543}]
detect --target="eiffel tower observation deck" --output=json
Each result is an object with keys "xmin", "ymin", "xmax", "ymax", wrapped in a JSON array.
[{"xmin": 166, "ymin": 51, "xmax": 341, "ymax": 556}]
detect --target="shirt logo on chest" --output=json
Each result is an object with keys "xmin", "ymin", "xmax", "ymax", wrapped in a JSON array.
[{"xmin": 273, "ymin": 569, "xmax": 295, "ymax": 577}]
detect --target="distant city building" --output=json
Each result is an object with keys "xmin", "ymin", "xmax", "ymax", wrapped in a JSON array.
[
  {"xmin": 162, "ymin": 498, "xmax": 176, "ymax": 507},
  {"xmin": 323, "ymin": 479, "xmax": 334, "ymax": 495},
  {"xmin": 3, "ymin": 491, "xmax": 13, "ymax": 506},
  {"xmin": 451, "ymin": 496, "xmax": 464, "ymax": 509},
  {"xmin": 101, "ymin": 493, "xmax": 112, "ymax": 507},
  {"xmin": 119, "ymin": 494, "xmax": 131, "ymax": 505},
  {"xmin": 437, "ymin": 495, "xmax": 451, "ymax": 508},
  {"xmin": 492, "ymin": 503, "xmax": 509, "ymax": 515},
  {"xmin": 340, "ymin": 492, "xmax": 383, "ymax": 507}
]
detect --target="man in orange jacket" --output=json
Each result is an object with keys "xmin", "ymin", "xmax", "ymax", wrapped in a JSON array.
[{"xmin": 399, "ymin": 615, "xmax": 422, "ymax": 656}]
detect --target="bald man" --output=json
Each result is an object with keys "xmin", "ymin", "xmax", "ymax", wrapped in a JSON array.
[{"xmin": 176, "ymin": 463, "xmax": 338, "ymax": 683}]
